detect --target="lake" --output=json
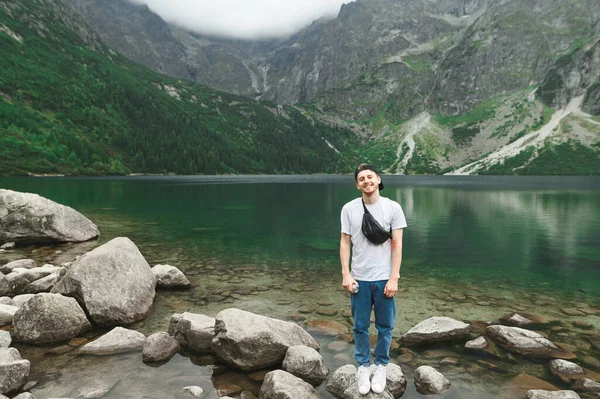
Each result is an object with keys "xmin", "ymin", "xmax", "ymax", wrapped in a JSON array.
[{"xmin": 1, "ymin": 175, "xmax": 599, "ymax": 398}]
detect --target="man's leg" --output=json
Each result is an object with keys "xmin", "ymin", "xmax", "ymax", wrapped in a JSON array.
[
  {"xmin": 350, "ymin": 280, "xmax": 372, "ymax": 366},
  {"xmin": 372, "ymin": 280, "xmax": 396, "ymax": 365}
]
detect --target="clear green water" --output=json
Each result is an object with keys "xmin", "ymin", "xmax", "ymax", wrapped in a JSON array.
[{"xmin": 1, "ymin": 175, "xmax": 600, "ymax": 398}]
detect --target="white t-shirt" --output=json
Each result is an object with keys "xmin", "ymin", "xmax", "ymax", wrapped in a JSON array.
[{"xmin": 341, "ymin": 197, "xmax": 407, "ymax": 281}]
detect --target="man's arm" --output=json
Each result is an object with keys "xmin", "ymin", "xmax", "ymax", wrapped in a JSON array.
[
  {"xmin": 340, "ymin": 233, "xmax": 356, "ymax": 292},
  {"xmin": 384, "ymin": 228, "xmax": 403, "ymax": 298}
]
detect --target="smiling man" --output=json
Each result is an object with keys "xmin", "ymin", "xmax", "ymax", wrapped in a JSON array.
[{"xmin": 340, "ymin": 163, "xmax": 407, "ymax": 395}]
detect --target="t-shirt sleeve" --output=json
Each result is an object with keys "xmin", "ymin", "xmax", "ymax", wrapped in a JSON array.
[
  {"xmin": 341, "ymin": 205, "xmax": 352, "ymax": 235},
  {"xmin": 391, "ymin": 202, "xmax": 407, "ymax": 230}
]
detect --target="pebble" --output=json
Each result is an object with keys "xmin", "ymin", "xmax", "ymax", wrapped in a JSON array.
[{"xmin": 316, "ymin": 309, "xmax": 338, "ymax": 316}]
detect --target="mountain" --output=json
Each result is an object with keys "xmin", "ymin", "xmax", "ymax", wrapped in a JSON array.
[
  {"xmin": 0, "ymin": 0, "xmax": 361, "ymax": 176},
  {"xmin": 58, "ymin": 0, "xmax": 600, "ymax": 175}
]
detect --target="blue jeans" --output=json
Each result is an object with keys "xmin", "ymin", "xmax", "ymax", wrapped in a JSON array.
[{"xmin": 351, "ymin": 280, "xmax": 396, "ymax": 366}]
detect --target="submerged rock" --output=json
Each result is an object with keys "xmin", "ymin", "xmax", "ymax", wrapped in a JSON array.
[
  {"xmin": 12, "ymin": 293, "xmax": 91, "ymax": 344},
  {"xmin": 0, "ymin": 348, "xmax": 30, "ymax": 394},
  {"xmin": 79, "ymin": 327, "xmax": 145, "ymax": 355},
  {"xmin": 0, "ymin": 189, "xmax": 99, "ymax": 244},
  {"xmin": 525, "ymin": 390, "xmax": 580, "ymax": 399},
  {"xmin": 549, "ymin": 359, "xmax": 584, "ymax": 382},
  {"xmin": 211, "ymin": 308, "xmax": 319, "ymax": 370},
  {"xmin": 259, "ymin": 370, "xmax": 321, "ymax": 399},
  {"xmin": 52, "ymin": 237, "xmax": 155, "ymax": 326},
  {"xmin": 152, "ymin": 264, "xmax": 191, "ymax": 289},
  {"xmin": 572, "ymin": 378, "xmax": 600, "ymax": 392},
  {"xmin": 403, "ymin": 316, "xmax": 470, "ymax": 345},
  {"xmin": 413, "ymin": 365, "xmax": 451, "ymax": 395},
  {"xmin": 168, "ymin": 312, "xmax": 215, "ymax": 352},
  {"xmin": 486, "ymin": 325, "xmax": 574, "ymax": 358},
  {"xmin": 282, "ymin": 345, "xmax": 329, "ymax": 386}
]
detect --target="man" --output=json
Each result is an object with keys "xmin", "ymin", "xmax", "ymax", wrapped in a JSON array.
[{"xmin": 340, "ymin": 163, "xmax": 406, "ymax": 395}]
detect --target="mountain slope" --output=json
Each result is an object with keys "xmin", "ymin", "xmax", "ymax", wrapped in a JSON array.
[{"xmin": 0, "ymin": 0, "xmax": 360, "ymax": 176}]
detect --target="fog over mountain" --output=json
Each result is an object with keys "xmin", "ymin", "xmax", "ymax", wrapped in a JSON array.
[{"xmin": 125, "ymin": 0, "xmax": 356, "ymax": 40}]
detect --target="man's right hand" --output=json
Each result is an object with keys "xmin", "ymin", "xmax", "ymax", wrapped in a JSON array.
[{"xmin": 342, "ymin": 273, "xmax": 358, "ymax": 293}]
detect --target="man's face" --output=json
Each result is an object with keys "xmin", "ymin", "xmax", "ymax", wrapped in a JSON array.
[{"xmin": 356, "ymin": 169, "xmax": 380, "ymax": 194}]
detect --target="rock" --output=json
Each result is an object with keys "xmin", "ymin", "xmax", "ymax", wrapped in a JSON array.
[
  {"xmin": 0, "ymin": 304, "xmax": 18, "ymax": 326},
  {"xmin": 403, "ymin": 316, "xmax": 470, "ymax": 345},
  {"xmin": 168, "ymin": 312, "xmax": 215, "ymax": 352},
  {"xmin": 142, "ymin": 332, "xmax": 180, "ymax": 363},
  {"xmin": 0, "ymin": 243, "xmax": 15, "ymax": 250},
  {"xmin": 413, "ymin": 365, "xmax": 451, "ymax": 395},
  {"xmin": 0, "ymin": 331, "xmax": 11, "ymax": 348},
  {"xmin": 52, "ymin": 237, "xmax": 155, "ymax": 326},
  {"xmin": 151, "ymin": 264, "xmax": 191, "ymax": 289},
  {"xmin": 12, "ymin": 294, "xmax": 34, "ymax": 308},
  {"xmin": 572, "ymin": 378, "xmax": 600, "ymax": 392},
  {"xmin": 525, "ymin": 390, "xmax": 581, "ymax": 399},
  {"xmin": 12, "ymin": 293, "xmax": 92, "ymax": 344},
  {"xmin": 307, "ymin": 320, "xmax": 349, "ymax": 336},
  {"xmin": 464, "ymin": 335, "xmax": 504, "ymax": 358},
  {"xmin": 0, "ymin": 347, "xmax": 30, "ymax": 394},
  {"xmin": 561, "ymin": 308, "xmax": 586, "ymax": 316},
  {"xmin": 549, "ymin": 359, "xmax": 584, "ymax": 382},
  {"xmin": 572, "ymin": 320, "xmax": 594, "ymax": 329},
  {"xmin": 486, "ymin": 325, "xmax": 573, "ymax": 358},
  {"xmin": 5, "ymin": 265, "xmax": 65, "ymax": 295},
  {"xmin": 12, "ymin": 393, "xmax": 35, "ymax": 399},
  {"xmin": 502, "ymin": 374, "xmax": 559, "ymax": 399},
  {"xmin": 0, "ymin": 189, "xmax": 99, "ymax": 244},
  {"xmin": 282, "ymin": 345, "xmax": 328, "ymax": 386},
  {"xmin": 440, "ymin": 357, "xmax": 458, "ymax": 366},
  {"xmin": 325, "ymin": 364, "xmax": 406, "ymax": 399},
  {"xmin": 181, "ymin": 386, "xmax": 204, "ymax": 397},
  {"xmin": 211, "ymin": 308, "xmax": 319, "ymax": 370},
  {"xmin": 465, "ymin": 336, "xmax": 487, "ymax": 349},
  {"xmin": 0, "ymin": 259, "xmax": 37, "ymax": 274},
  {"xmin": 327, "ymin": 341, "xmax": 350, "ymax": 352},
  {"xmin": 259, "ymin": 370, "xmax": 321, "ymax": 399},
  {"xmin": 505, "ymin": 314, "xmax": 533, "ymax": 326},
  {"xmin": 0, "ymin": 297, "xmax": 13, "ymax": 306},
  {"xmin": 79, "ymin": 327, "xmax": 146, "ymax": 355},
  {"xmin": 316, "ymin": 309, "xmax": 338, "ymax": 316}
]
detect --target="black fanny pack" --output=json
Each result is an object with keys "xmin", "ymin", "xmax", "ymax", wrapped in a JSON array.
[{"xmin": 361, "ymin": 199, "xmax": 392, "ymax": 245}]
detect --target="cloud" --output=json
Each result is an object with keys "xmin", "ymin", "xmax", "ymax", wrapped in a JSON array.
[{"xmin": 127, "ymin": 0, "xmax": 356, "ymax": 40}]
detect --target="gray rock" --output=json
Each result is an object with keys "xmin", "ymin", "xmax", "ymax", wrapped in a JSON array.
[
  {"xmin": 23, "ymin": 269, "xmax": 65, "ymax": 294},
  {"xmin": 282, "ymin": 345, "xmax": 328, "ymax": 386},
  {"xmin": 413, "ymin": 365, "xmax": 451, "ymax": 395},
  {"xmin": 465, "ymin": 336, "xmax": 487, "ymax": 349},
  {"xmin": 572, "ymin": 378, "xmax": 600, "ymax": 393},
  {"xmin": 0, "ymin": 304, "xmax": 18, "ymax": 326},
  {"xmin": 152, "ymin": 264, "xmax": 191, "ymax": 289},
  {"xmin": 79, "ymin": 327, "xmax": 146, "ymax": 355},
  {"xmin": 142, "ymin": 332, "xmax": 180, "ymax": 362},
  {"xmin": 525, "ymin": 390, "xmax": 581, "ymax": 399},
  {"xmin": 325, "ymin": 364, "xmax": 406, "ymax": 399},
  {"xmin": 168, "ymin": 312, "xmax": 215, "ymax": 352},
  {"xmin": 13, "ymin": 393, "xmax": 36, "ymax": 399},
  {"xmin": 12, "ymin": 294, "xmax": 35, "ymax": 308},
  {"xmin": 211, "ymin": 308, "xmax": 319, "ymax": 370},
  {"xmin": 0, "ymin": 259, "xmax": 37, "ymax": 274},
  {"xmin": 259, "ymin": 370, "xmax": 321, "ymax": 399},
  {"xmin": 5, "ymin": 265, "xmax": 65, "ymax": 296},
  {"xmin": 52, "ymin": 237, "xmax": 155, "ymax": 326},
  {"xmin": 181, "ymin": 386, "xmax": 204, "ymax": 397},
  {"xmin": 13, "ymin": 293, "xmax": 92, "ymax": 344},
  {"xmin": 0, "ymin": 243, "xmax": 15, "ymax": 250},
  {"xmin": 506, "ymin": 314, "xmax": 533, "ymax": 326},
  {"xmin": 0, "ymin": 275, "xmax": 8, "ymax": 298},
  {"xmin": 403, "ymin": 317, "xmax": 470, "ymax": 345},
  {"xmin": 549, "ymin": 359, "xmax": 584, "ymax": 382},
  {"xmin": 0, "ymin": 347, "xmax": 30, "ymax": 394},
  {"xmin": 486, "ymin": 325, "xmax": 563, "ymax": 358},
  {"xmin": 343, "ymin": 385, "xmax": 393, "ymax": 399},
  {"xmin": 0, "ymin": 331, "xmax": 11, "ymax": 348},
  {"xmin": 77, "ymin": 378, "xmax": 119, "ymax": 398},
  {"xmin": 0, "ymin": 189, "xmax": 99, "ymax": 244},
  {"xmin": 0, "ymin": 297, "xmax": 14, "ymax": 306}
]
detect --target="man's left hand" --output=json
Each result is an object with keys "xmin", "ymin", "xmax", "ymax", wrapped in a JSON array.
[{"xmin": 384, "ymin": 278, "xmax": 398, "ymax": 298}]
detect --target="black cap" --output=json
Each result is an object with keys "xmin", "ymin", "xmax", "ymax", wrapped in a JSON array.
[{"xmin": 354, "ymin": 163, "xmax": 384, "ymax": 191}]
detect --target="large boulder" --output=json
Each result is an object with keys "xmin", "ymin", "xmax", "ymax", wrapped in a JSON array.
[
  {"xmin": 525, "ymin": 390, "xmax": 581, "ymax": 399},
  {"xmin": 413, "ymin": 366, "xmax": 451, "ymax": 395},
  {"xmin": 143, "ymin": 332, "xmax": 180, "ymax": 363},
  {"xmin": 403, "ymin": 317, "xmax": 471, "ymax": 345},
  {"xmin": 52, "ymin": 237, "xmax": 156, "ymax": 326},
  {"xmin": 486, "ymin": 325, "xmax": 573, "ymax": 358},
  {"xmin": 152, "ymin": 264, "xmax": 191, "ymax": 289},
  {"xmin": 12, "ymin": 293, "xmax": 92, "ymax": 344},
  {"xmin": 79, "ymin": 327, "xmax": 146, "ymax": 355},
  {"xmin": 259, "ymin": 370, "xmax": 321, "ymax": 399},
  {"xmin": 0, "ymin": 189, "xmax": 99, "ymax": 244},
  {"xmin": 325, "ymin": 364, "xmax": 406, "ymax": 399},
  {"xmin": 211, "ymin": 308, "xmax": 319, "ymax": 370},
  {"xmin": 0, "ymin": 348, "xmax": 30, "ymax": 394},
  {"xmin": 168, "ymin": 312, "xmax": 215, "ymax": 352},
  {"xmin": 282, "ymin": 345, "xmax": 329, "ymax": 386}
]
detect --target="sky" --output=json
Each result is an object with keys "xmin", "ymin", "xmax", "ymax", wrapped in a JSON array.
[{"xmin": 127, "ymin": 0, "xmax": 356, "ymax": 40}]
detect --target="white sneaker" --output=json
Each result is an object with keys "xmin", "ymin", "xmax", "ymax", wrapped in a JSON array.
[
  {"xmin": 371, "ymin": 364, "xmax": 387, "ymax": 394},
  {"xmin": 356, "ymin": 365, "xmax": 371, "ymax": 395}
]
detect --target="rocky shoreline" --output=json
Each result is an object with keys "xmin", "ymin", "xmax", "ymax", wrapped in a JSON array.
[{"xmin": 1, "ymin": 189, "xmax": 600, "ymax": 398}]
